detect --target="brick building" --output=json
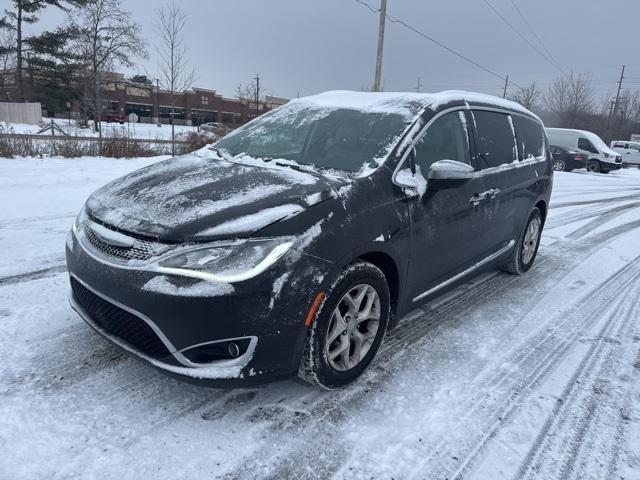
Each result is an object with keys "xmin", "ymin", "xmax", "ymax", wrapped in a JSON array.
[
  {"xmin": 2, "ymin": 68, "xmax": 288, "ymax": 126},
  {"xmin": 96, "ymin": 74, "xmax": 288, "ymax": 126}
]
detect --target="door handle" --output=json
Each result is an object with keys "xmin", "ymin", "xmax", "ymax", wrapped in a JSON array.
[
  {"xmin": 469, "ymin": 193, "xmax": 487, "ymax": 206},
  {"xmin": 486, "ymin": 188, "xmax": 501, "ymax": 199}
]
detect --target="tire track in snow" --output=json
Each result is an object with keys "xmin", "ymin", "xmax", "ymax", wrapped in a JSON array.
[
  {"xmin": 0, "ymin": 264, "xmax": 66, "ymax": 286},
  {"xmin": 0, "ymin": 212, "xmax": 75, "ymax": 228},
  {"xmin": 513, "ymin": 284, "xmax": 640, "ymax": 480},
  {"xmin": 546, "ymin": 200, "xmax": 640, "ymax": 231},
  {"xmin": 421, "ymin": 256, "xmax": 640, "ymax": 480}
]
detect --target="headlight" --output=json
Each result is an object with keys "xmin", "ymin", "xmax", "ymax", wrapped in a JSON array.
[
  {"xmin": 154, "ymin": 237, "xmax": 295, "ymax": 283},
  {"xmin": 72, "ymin": 207, "xmax": 88, "ymax": 235}
]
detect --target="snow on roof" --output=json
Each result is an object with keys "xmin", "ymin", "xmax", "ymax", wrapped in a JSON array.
[
  {"xmin": 546, "ymin": 128, "xmax": 618, "ymax": 155},
  {"xmin": 291, "ymin": 90, "xmax": 539, "ymax": 121}
]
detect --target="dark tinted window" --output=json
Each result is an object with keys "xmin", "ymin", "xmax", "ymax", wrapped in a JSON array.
[
  {"xmin": 414, "ymin": 111, "xmax": 470, "ymax": 172},
  {"xmin": 513, "ymin": 116, "xmax": 544, "ymax": 159},
  {"xmin": 578, "ymin": 137, "xmax": 598, "ymax": 154},
  {"xmin": 473, "ymin": 110, "xmax": 517, "ymax": 169}
]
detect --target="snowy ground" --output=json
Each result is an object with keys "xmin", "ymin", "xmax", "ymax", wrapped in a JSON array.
[
  {"xmin": 1, "ymin": 118, "xmax": 199, "ymax": 140},
  {"xmin": 1, "ymin": 158, "xmax": 640, "ymax": 480}
]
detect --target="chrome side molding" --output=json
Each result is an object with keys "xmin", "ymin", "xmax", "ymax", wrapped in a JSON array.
[{"xmin": 412, "ymin": 240, "xmax": 515, "ymax": 302}]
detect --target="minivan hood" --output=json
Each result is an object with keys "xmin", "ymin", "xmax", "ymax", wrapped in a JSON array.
[{"xmin": 85, "ymin": 152, "xmax": 340, "ymax": 242}]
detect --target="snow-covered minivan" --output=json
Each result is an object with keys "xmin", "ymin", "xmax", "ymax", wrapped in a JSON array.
[
  {"xmin": 610, "ymin": 140, "xmax": 640, "ymax": 166},
  {"xmin": 67, "ymin": 91, "xmax": 552, "ymax": 389},
  {"xmin": 545, "ymin": 128, "xmax": 622, "ymax": 173}
]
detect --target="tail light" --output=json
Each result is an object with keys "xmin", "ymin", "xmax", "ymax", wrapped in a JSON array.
[{"xmin": 573, "ymin": 156, "xmax": 582, "ymax": 161}]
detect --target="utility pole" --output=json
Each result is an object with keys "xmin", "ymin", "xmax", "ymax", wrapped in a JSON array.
[
  {"xmin": 502, "ymin": 74, "xmax": 509, "ymax": 98},
  {"xmin": 415, "ymin": 76, "xmax": 422, "ymax": 93},
  {"xmin": 612, "ymin": 65, "xmax": 625, "ymax": 117},
  {"xmin": 373, "ymin": 0, "xmax": 387, "ymax": 92},
  {"xmin": 254, "ymin": 74, "xmax": 260, "ymax": 118}
]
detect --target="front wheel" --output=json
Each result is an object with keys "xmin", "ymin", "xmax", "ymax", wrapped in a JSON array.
[
  {"xmin": 587, "ymin": 160, "xmax": 600, "ymax": 173},
  {"xmin": 501, "ymin": 207, "xmax": 542, "ymax": 275},
  {"xmin": 298, "ymin": 262, "xmax": 390, "ymax": 389}
]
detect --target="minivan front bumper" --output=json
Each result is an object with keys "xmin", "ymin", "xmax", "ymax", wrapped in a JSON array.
[{"xmin": 65, "ymin": 225, "xmax": 334, "ymax": 386}]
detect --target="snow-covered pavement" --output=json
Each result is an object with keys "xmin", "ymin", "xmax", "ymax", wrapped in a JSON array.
[{"xmin": 1, "ymin": 158, "xmax": 640, "ymax": 480}]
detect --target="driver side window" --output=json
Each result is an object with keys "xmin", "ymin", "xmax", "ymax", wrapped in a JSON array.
[
  {"xmin": 414, "ymin": 111, "xmax": 471, "ymax": 173},
  {"xmin": 578, "ymin": 137, "xmax": 598, "ymax": 154}
]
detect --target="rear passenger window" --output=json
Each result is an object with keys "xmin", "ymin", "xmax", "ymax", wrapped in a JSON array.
[
  {"xmin": 414, "ymin": 111, "xmax": 470, "ymax": 172},
  {"xmin": 472, "ymin": 110, "xmax": 517, "ymax": 169},
  {"xmin": 578, "ymin": 137, "xmax": 598, "ymax": 154},
  {"xmin": 513, "ymin": 116, "xmax": 544, "ymax": 159}
]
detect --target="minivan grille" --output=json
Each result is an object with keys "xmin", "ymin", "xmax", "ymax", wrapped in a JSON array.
[
  {"xmin": 83, "ymin": 224, "xmax": 165, "ymax": 262},
  {"xmin": 71, "ymin": 278, "xmax": 171, "ymax": 359}
]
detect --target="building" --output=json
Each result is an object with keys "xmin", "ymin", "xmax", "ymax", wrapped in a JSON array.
[
  {"xmin": 96, "ymin": 74, "xmax": 286, "ymax": 126},
  {"xmin": 2, "ymin": 69, "xmax": 288, "ymax": 126}
]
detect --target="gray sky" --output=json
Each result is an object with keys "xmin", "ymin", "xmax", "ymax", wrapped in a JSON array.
[{"xmin": 32, "ymin": 0, "xmax": 640, "ymax": 101}]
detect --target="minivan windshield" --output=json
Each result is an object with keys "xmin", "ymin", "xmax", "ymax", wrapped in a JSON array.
[{"xmin": 214, "ymin": 103, "xmax": 410, "ymax": 172}]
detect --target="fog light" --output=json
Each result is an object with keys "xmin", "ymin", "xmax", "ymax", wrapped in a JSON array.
[
  {"xmin": 181, "ymin": 338, "xmax": 251, "ymax": 364},
  {"xmin": 228, "ymin": 342, "xmax": 240, "ymax": 358}
]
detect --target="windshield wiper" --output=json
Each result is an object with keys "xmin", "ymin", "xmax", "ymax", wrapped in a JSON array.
[
  {"xmin": 273, "ymin": 160, "xmax": 322, "ymax": 178},
  {"xmin": 209, "ymin": 147, "xmax": 235, "ymax": 162}
]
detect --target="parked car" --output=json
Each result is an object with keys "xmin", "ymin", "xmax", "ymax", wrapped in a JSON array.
[
  {"xmin": 546, "ymin": 128, "xmax": 622, "ymax": 173},
  {"xmin": 610, "ymin": 140, "xmax": 640, "ymax": 166},
  {"xmin": 200, "ymin": 122, "xmax": 232, "ymax": 136},
  {"xmin": 99, "ymin": 112, "xmax": 127, "ymax": 124},
  {"xmin": 549, "ymin": 145, "xmax": 588, "ymax": 171},
  {"xmin": 66, "ymin": 91, "xmax": 551, "ymax": 389}
]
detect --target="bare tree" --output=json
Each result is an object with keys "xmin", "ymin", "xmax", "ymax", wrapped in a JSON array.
[
  {"xmin": 235, "ymin": 75, "xmax": 263, "ymax": 121},
  {"xmin": 543, "ymin": 72, "xmax": 594, "ymax": 127},
  {"xmin": 155, "ymin": 2, "xmax": 196, "ymax": 155},
  {"xmin": 0, "ymin": 28, "xmax": 16, "ymax": 100},
  {"xmin": 69, "ymin": 0, "xmax": 146, "ymax": 134},
  {"xmin": 508, "ymin": 82, "xmax": 541, "ymax": 112}
]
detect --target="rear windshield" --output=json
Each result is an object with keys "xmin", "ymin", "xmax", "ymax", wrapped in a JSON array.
[{"xmin": 214, "ymin": 104, "xmax": 410, "ymax": 172}]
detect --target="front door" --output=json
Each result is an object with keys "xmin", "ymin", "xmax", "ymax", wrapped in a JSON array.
[{"xmin": 406, "ymin": 109, "xmax": 492, "ymax": 304}]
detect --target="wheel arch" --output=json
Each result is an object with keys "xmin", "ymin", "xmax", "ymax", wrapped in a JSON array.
[{"xmin": 356, "ymin": 251, "xmax": 401, "ymax": 315}]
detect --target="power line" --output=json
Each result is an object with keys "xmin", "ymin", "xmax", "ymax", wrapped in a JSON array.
[
  {"xmin": 351, "ymin": 0, "xmax": 523, "ymax": 89},
  {"xmin": 482, "ymin": 0, "xmax": 565, "ymax": 75},
  {"xmin": 508, "ymin": 0, "xmax": 565, "ymax": 75}
]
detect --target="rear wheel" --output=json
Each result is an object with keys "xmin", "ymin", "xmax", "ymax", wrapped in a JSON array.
[
  {"xmin": 501, "ymin": 207, "xmax": 542, "ymax": 275},
  {"xmin": 298, "ymin": 262, "xmax": 390, "ymax": 389},
  {"xmin": 552, "ymin": 159, "xmax": 566, "ymax": 171},
  {"xmin": 587, "ymin": 160, "xmax": 600, "ymax": 173}
]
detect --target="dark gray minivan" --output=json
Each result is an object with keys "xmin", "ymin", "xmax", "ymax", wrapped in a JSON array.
[{"xmin": 67, "ymin": 91, "xmax": 552, "ymax": 389}]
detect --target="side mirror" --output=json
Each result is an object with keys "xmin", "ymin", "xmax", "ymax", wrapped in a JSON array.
[{"xmin": 428, "ymin": 159, "xmax": 475, "ymax": 181}]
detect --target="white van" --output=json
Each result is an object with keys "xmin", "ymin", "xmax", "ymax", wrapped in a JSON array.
[
  {"xmin": 545, "ymin": 128, "xmax": 622, "ymax": 173},
  {"xmin": 610, "ymin": 140, "xmax": 640, "ymax": 166}
]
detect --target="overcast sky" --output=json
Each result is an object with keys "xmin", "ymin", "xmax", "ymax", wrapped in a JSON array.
[{"xmin": 32, "ymin": 0, "xmax": 640, "ymax": 101}]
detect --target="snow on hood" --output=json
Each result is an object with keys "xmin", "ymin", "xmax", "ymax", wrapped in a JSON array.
[{"xmin": 86, "ymin": 151, "xmax": 337, "ymax": 242}]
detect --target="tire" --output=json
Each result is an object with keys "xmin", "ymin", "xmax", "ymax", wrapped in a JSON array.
[
  {"xmin": 552, "ymin": 159, "xmax": 566, "ymax": 171},
  {"xmin": 501, "ymin": 207, "xmax": 542, "ymax": 275},
  {"xmin": 587, "ymin": 160, "xmax": 600, "ymax": 173},
  {"xmin": 298, "ymin": 262, "xmax": 390, "ymax": 389}
]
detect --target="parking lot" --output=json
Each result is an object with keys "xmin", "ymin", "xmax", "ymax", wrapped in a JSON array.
[{"xmin": 1, "ymin": 158, "xmax": 640, "ymax": 479}]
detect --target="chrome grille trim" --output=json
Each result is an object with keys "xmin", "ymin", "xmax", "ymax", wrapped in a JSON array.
[{"xmin": 82, "ymin": 221, "xmax": 170, "ymax": 262}]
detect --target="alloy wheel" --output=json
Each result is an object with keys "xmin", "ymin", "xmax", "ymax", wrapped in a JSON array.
[
  {"xmin": 522, "ymin": 216, "xmax": 541, "ymax": 264},
  {"xmin": 325, "ymin": 284, "xmax": 380, "ymax": 371},
  {"xmin": 552, "ymin": 160, "xmax": 565, "ymax": 171}
]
